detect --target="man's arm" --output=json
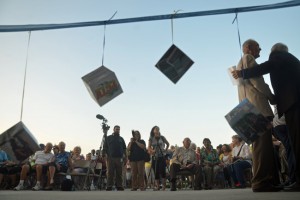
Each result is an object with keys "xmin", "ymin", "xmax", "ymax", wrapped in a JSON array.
[
  {"xmin": 243, "ymin": 54, "xmax": 274, "ymax": 101},
  {"xmin": 170, "ymin": 148, "xmax": 181, "ymax": 166},
  {"xmin": 232, "ymin": 53, "xmax": 278, "ymax": 80}
]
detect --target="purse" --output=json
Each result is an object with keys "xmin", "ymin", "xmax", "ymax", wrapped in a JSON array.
[{"xmin": 232, "ymin": 143, "xmax": 244, "ymax": 163}]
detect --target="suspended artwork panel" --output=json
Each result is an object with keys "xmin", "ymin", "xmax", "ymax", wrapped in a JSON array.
[
  {"xmin": 82, "ymin": 66, "xmax": 123, "ymax": 107},
  {"xmin": 155, "ymin": 44, "xmax": 194, "ymax": 84},
  {"xmin": 225, "ymin": 98, "xmax": 270, "ymax": 144},
  {"xmin": 0, "ymin": 121, "xmax": 40, "ymax": 163}
]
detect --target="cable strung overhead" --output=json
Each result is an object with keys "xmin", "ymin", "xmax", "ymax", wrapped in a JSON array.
[{"xmin": 0, "ymin": 0, "xmax": 300, "ymax": 32}]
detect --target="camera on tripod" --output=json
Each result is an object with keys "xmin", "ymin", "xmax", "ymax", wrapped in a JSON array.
[
  {"xmin": 96, "ymin": 114, "xmax": 110, "ymax": 133},
  {"xmin": 101, "ymin": 121, "xmax": 110, "ymax": 132}
]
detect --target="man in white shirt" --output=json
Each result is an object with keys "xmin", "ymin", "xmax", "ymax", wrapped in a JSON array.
[
  {"xmin": 169, "ymin": 137, "xmax": 202, "ymax": 191},
  {"xmin": 14, "ymin": 142, "xmax": 55, "ymax": 191}
]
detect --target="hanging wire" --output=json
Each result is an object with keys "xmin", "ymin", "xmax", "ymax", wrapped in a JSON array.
[
  {"xmin": 232, "ymin": 11, "xmax": 243, "ymax": 60},
  {"xmin": 20, "ymin": 31, "xmax": 32, "ymax": 121},
  {"xmin": 101, "ymin": 11, "xmax": 117, "ymax": 66},
  {"xmin": 171, "ymin": 10, "xmax": 182, "ymax": 44},
  {"xmin": 232, "ymin": 12, "xmax": 246, "ymax": 98}
]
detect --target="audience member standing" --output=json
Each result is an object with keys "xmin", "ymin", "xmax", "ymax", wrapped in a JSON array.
[
  {"xmin": 147, "ymin": 126, "xmax": 169, "ymax": 191},
  {"xmin": 127, "ymin": 130, "xmax": 146, "ymax": 191},
  {"xmin": 103, "ymin": 125, "xmax": 127, "ymax": 191}
]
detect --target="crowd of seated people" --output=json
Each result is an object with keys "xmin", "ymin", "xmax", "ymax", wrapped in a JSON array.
[
  {"xmin": 0, "ymin": 141, "xmax": 107, "ymax": 191},
  {"xmin": 0, "ymin": 131, "xmax": 293, "ymax": 192}
]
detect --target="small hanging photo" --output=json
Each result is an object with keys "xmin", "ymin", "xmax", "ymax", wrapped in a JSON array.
[
  {"xmin": 225, "ymin": 98, "xmax": 271, "ymax": 144},
  {"xmin": 82, "ymin": 66, "xmax": 123, "ymax": 107},
  {"xmin": 0, "ymin": 121, "xmax": 40, "ymax": 163},
  {"xmin": 155, "ymin": 44, "xmax": 194, "ymax": 84}
]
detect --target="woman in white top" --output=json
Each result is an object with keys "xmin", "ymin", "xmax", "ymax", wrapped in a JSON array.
[
  {"xmin": 219, "ymin": 144, "xmax": 233, "ymax": 187},
  {"xmin": 229, "ymin": 135, "xmax": 252, "ymax": 188}
]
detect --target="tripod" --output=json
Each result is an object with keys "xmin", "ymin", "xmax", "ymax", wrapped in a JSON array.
[{"xmin": 84, "ymin": 116, "xmax": 110, "ymax": 191}]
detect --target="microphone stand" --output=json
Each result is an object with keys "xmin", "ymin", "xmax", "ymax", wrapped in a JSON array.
[
  {"xmin": 96, "ymin": 118, "xmax": 110, "ymax": 190},
  {"xmin": 84, "ymin": 116, "xmax": 110, "ymax": 191}
]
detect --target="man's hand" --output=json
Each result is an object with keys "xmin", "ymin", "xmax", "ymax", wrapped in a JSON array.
[
  {"xmin": 231, "ymin": 70, "xmax": 242, "ymax": 79},
  {"xmin": 186, "ymin": 163, "xmax": 194, "ymax": 169}
]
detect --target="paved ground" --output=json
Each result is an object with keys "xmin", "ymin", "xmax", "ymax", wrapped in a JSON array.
[{"xmin": 1, "ymin": 188, "xmax": 300, "ymax": 200}]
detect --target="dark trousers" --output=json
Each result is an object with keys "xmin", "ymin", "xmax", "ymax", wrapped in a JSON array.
[
  {"xmin": 151, "ymin": 156, "xmax": 166, "ymax": 180},
  {"xmin": 169, "ymin": 163, "xmax": 202, "ymax": 188},
  {"xmin": 106, "ymin": 157, "xmax": 123, "ymax": 188},
  {"xmin": 223, "ymin": 166, "xmax": 232, "ymax": 186},
  {"xmin": 273, "ymin": 125, "xmax": 296, "ymax": 183},
  {"xmin": 273, "ymin": 145, "xmax": 282, "ymax": 185},
  {"xmin": 285, "ymin": 102, "xmax": 300, "ymax": 184},
  {"xmin": 228, "ymin": 160, "xmax": 251, "ymax": 187}
]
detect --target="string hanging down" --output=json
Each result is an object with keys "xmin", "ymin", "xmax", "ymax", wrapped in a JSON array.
[
  {"xmin": 101, "ymin": 11, "xmax": 117, "ymax": 66},
  {"xmin": 0, "ymin": 1, "xmax": 299, "ymax": 32},
  {"xmin": 232, "ymin": 12, "xmax": 243, "ymax": 61},
  {"xmin": 232, "ymin": 13, "xmax": 246, "ymax": 98},
  {"xmin": 20, "ymin": 31, "xmax": 32, "ymax": 121},
  {"xmin": 171, "ymin": 10, "xmax": 182, "ymax": 44}
]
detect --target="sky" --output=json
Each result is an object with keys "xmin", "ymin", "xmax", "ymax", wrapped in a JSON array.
[{"xmin": 0, "ymin": 0, "xmax": 300, "ymax": 156}]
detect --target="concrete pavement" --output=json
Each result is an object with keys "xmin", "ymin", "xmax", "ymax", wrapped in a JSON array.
[{"xmin": 1, "ymin": 188, "xmax": 300, "ymax": 200}]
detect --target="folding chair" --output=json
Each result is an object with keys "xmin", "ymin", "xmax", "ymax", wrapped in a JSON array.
[
  {"xmin": 93, "ymin": 162, "xmax": 107, "ymax": 190},
  {"xmin": 176, "ymin": 170, "xmax": 195, "ymax": 190},
  {"xmin": 70, "ymin": 160, "xmax": 91, "ymax": 190}
]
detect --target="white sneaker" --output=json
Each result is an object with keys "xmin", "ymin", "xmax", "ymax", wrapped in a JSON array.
[
  {"xmin": 14, "ymin": 184, "xmax": 24, "ymax": 191},
  {"xmin": 32, "ymin": 184, "xmax": 41, "ymax": 191},
  {"xmin": 90, "ymin": 184, "xmax": 96, "ymax": 190}
]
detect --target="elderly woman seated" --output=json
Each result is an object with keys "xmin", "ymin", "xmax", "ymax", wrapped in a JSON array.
[
  {"xmin": 228, "ymin": 135, "xmax": 252, "ymax": 188},
  {"xmin": 200, "ymin": 138, "xmax": 221, "ymax": 190},
  {"xmin": 71, "ymin": 146, "xmax": 86, "ymax": 173}
]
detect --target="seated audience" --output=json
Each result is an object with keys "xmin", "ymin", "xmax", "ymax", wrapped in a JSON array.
[
  {"xmin": 0, "ymin": 148, "xmax": 9, "ymax": 187},
  {"xmin": 54, "ymin": 141, "xmax": 73, "ymax": 174},
  {"xmin": 201, "ymin": 138, "xmax": 221, "ymax": 189},
  {"xmin": 219, "ymin": 144, "xmax": 233, "ymax": 187},
  {"xmin": 52, "ymin": 145, "xmax": 59, "ymax": 156},
  {"xmin": 71, "ymin": 146, "xmax": 85, "ymax": 173},
  {"xmin": 170, "ymin": 137, "xmax": 202, "ymax": 191},
  {"xmin": 14, "ymin": 142, "xmax": 55, "ymax": 191},
  {"xmin": 229, "ymin": 135, "xmax": 252, "ymax": 188}
]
